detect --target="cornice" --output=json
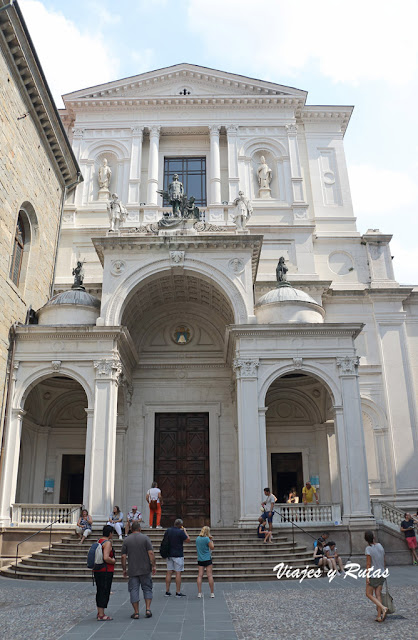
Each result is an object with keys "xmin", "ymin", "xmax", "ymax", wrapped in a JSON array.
[
  {"xmin": 0, "ymin": 1, "xmax": 81, "ymax": 187},
  {"xmin": 300, "ymin": 106, "xmax": 353, "ymax": 135},
  {"xmin": 227, "ymin": 322, "xmax": 364, "ymax": 339}
]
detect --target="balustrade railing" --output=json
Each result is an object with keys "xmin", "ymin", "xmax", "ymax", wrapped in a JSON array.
[
  {"xmin": 274, "ymin": 503, "xmax": 341, "ymax": 527},
  {"xmin": 12, "ymin": 504, "xmax": 81, "ymax": 526},
  {"xmin": 371, "ymin": 500, "xmax": 414, "ymax": 531}
]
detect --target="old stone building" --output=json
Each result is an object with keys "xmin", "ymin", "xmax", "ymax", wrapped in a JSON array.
[
  {"xmin": 0, "ymin": 0, "xmax": 80, "ymax": 450},
  {"xmin": 1, "ymin": 60, "xmax": 417, "ymax": 559}
]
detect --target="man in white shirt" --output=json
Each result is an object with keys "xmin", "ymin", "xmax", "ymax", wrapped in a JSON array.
[
  {"xmin": 125, "ymin": 506, "xmax": 142, "ymax": 537},
  {"xmin": 261, "ymin": 487, "xmax": 276, "ymax": 535},
  {"xmin": 146, "ymin": 482, "xmax": 163, "ymax": 529}
]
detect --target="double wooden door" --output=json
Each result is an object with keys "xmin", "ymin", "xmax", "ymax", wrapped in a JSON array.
[{"xmin": 154, "ymin": 413, "xmax": 210, "ymax": 527}]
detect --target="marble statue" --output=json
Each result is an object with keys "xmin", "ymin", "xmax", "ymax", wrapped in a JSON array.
[
  {"xmin": 98, "ymin": 158, "xmax": 112, "ymax": 201},
  {"xmin": 257, "ymin": 155, "xmax": 272, "ymax": 198},
  {"xmin": 184, "ymin": 196, "xmax": 200, "ymax": 220},
  {"xmin": 72, "ymin": 261, "xmax": 84, "ymax": 289},
  {"xmin": 107, "ymin": 193, "xmax": 127, "ymax": 232},
  {"xmin": 232, "ymin": 191, "xmax": 253, "ymax": 232},
  {"xmin": 276, "ymin": 256, "xmax": 288, "ymax": 284}
]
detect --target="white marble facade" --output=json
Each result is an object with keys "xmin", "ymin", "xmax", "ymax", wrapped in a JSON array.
[{"xmin": 1, "ymin": 64, "xmax": 418, "ymax": 529}]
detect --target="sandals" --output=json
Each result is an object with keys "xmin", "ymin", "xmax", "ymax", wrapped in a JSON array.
[
  {"xmin": 97, "ymin": 615, "xmax": 113, "ymax": 621},
  {"xmin": 131, "ymin": 613, "xmax": 140, "ymax": 619},
  {"xmin": 146, "ymin": 610, "xmax": 152, "ymax": 618},
  {"xmin": 381, "ymin": 607, "xmax": 388, "ymax": 621}
]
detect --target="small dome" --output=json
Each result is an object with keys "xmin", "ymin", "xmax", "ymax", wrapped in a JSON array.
[
  {"xmin": 38, "ymin": 288, "xmax": 101, "ymax": 325},
  {"xmin": 45, "ymin": 289, "xmax": 101, "ymax": 309},
  {"xmin": 255, "ymin": 285, "xmax": 324, "ymax": 324}
]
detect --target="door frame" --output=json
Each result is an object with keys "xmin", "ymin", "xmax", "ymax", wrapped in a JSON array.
[
  {"xmin": 54, "ymin": 449, "xmax": 85, "ymax": 504},
  {"xmin": 143, "ymin": 402, "xmax": 221, "ymax": 526},
  {"xmin": 267, "ymin": 446, "xmax": 310, "ymax": 496}
]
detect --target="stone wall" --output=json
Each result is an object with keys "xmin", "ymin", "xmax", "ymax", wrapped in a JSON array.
[{"xmin": 0, "ymin": 51, "xmax": 63, "ymax": 387}]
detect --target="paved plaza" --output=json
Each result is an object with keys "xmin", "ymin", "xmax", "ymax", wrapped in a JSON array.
[{"xmin": 0, "ymin": 566, "xmax": 417, "ymax": 639}]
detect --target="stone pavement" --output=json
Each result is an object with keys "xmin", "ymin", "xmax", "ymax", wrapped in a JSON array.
[{"xmin": 0, "ymin": 566, "xmax": 417, "ymax": 639}]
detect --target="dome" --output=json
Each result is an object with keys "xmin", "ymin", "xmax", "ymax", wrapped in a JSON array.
[
  {"xmin": 255, "ymin": 285, "xmax": 324, "ymax": 324},
  {"xmin": 37, "ymin": 288, "xmax": 101, "ymax": 325}
]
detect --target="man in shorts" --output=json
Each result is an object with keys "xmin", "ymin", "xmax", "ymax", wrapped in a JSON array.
[
  {"xmin": 261, "ymin": 488, "xmax": 276, "ymax": 535},
  {"xmin": 165, "ymin": 518, "xmax": 190, "ymax": 597},
  {"xmin": 400, "ymin": 512, "xmax": 418, "ymax": 564}
]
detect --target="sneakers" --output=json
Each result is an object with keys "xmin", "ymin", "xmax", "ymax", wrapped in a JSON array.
[
  {"xmin": 119, "ymin": 535, "xmax": 123, "ymax": 540},
  {"xmin": 165, "ymin": 592, "xmax": 171, "ymax": 597},
  {"xmin": 197, "ymin": 593, "xmax": 202, "ymax": 598},
  {"xmin": 156, "ymin": 525, "xmax": 163, "ymax": 529},
  {"xmin": 176, "ymin": 592, "xmax": 186, "ymax": 597},
  {"xmin": 210, "ymin": 593, "xmax": 215, "ymax": 598}
]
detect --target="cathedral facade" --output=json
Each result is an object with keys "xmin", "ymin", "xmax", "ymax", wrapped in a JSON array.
[{"xmin": 1, "ymin": 64, "xmax": 417, "ymax": 545}]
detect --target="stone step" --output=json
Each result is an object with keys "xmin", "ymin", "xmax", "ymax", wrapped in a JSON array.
[{"xmin": 39, "ymin": 546, "xmax": 307, "ymax": 560}]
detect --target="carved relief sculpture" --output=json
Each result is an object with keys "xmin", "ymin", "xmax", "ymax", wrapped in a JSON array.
[
  {"xmin": 257, "ymin": 155, "xmax": 272, "ymax": 199},
  {"xmin": 98, "ymin": 158, "xmax": 112, "ymax": 201}
]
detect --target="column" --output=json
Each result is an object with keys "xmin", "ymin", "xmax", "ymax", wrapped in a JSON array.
[
  {"xmin": 72, "ymin": 128, "xmax": 85, "ymax": 206},
  {"xmin": 334, "ymin": 356, "xmax": 373, "ymax": 522},
  {"xmin": 285, "ymin": 124, "xmax": 305, "ymax": 203},
  {"xmin": 31, "ymin": 427, "xmax": 51, "ymax": 503},
  {"xmin": 326, "ymin": 421, "xmax": 342, "ymax": 505},
  {"xmin": 226, "ymin": 124, "xmax": 240, "ymax": 202},
  {"xmin": 147, "ymin": 125, "xmax": 161, "ymax": 205},
  {"xmin": 85, "ymin": 359, "xmax": 121, "ymax": 521},
  {"xmin": 233, "ymin": 358, "xmax": 264, "ymax": 525},
  {"xmin": 258, "ymin": 407, "xmax": 268, "ymax": 491},
  {"xmin": 114, "ymin": 425, "xmax": 127, "ymax": 508},
  {"xmin": 0, "ymin": 408, "xmax": 26, "ymax": 525},
  {"xmin": 128, "ymin": 127, "xmax": 144, "ymax": 204},
  {"xmin": 208, "ymin": 125, "xmax": 221, "ymax": 204}
]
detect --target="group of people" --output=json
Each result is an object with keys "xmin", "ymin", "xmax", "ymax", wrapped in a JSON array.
[
  {"xmin": 285, "ymin": 481, "xmax": 319, "ymax": 505},
  {"xmin": 88, "ymin": 514, "xmax": 215, "ymax": 621}
]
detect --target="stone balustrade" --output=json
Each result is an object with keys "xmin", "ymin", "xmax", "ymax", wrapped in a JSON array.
[
  {"xmin": 274, "ymin": 503, "xmax": 341, "ymax": 527},
  {"xmin": 11, "ymin": 504, "xmax": 81, "ymax": 527},
  {"xmin": 372, "ymin": 500, "xmax": 410, "ymax": 532}
]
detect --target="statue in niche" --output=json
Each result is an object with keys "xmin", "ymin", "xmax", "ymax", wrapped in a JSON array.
[
  {"xmin": 232, "ymin": 191, "xmax": 253, "ymax": 232},
  {"xmin": 257, "ymin": 155, "xmax": 272, "ymax": 199},
  {"xmin": 98, "ymin": 158, "xmax": 112, "ymax": 201},
  {"xmin": 72, "ymin": 260, "xmax": 85, "ymax": 289},
  {"xmin": 276, "ymin": 256, "xmax": 290, "ymax": 286},
  {"xmin": 107, "ymin": 193, "xmax": 127, "ymax": 232},
  {"xmin": 157, "ymin": 174, "xmax": 184, "ymax": 217}
]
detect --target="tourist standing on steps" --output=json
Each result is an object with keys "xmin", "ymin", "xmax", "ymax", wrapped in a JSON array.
[
  {"xmin": 94, "ymin": 525, "xmax": 116, "ymax": 621},
  {"xmin": 364, "ymin": 530, "xmax": 388, "ymax": 623},
  {"xmin": 121, "ymin": 521, "xmax": 156, "ymax": 620},
  {"xmin": 165, "ymin": 518, "xmax": 190, "ymax": 597},
  {"xmin": 107, "ymin": 506, "xmax": 124, "ymax": 540},
  {"xmin": 400, "ymin": 512, "xmax": 418, "ymax": 564},
  {"xmin": 146, "ymin": 482, "xmax": 162, "ymax": 529},
  {"xmin": 75, "ymin": 508, "xmax": 92, "ymax": 545},
  {"xmin": 196, "ymin": 526, "xmax": 215, "ymax": 598},
  {"xmin": 261, "ymin": 487, "xmax": 276, "ymax": 536}
]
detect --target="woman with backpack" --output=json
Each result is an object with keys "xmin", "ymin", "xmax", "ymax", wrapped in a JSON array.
[
  {"xmin": 94, "ymin": 525, "xmax": 116, "ymax": 621},
  {"xmin": 146, "ymin": 482, "xmax": 162, "ymax": 529}
]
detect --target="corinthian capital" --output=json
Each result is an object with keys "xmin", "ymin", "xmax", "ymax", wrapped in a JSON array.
[
  {"xmin": 208, "ymin": 124, "xmax": 221, "ymax": 135},
  {"xmin": 94, "ymin": 358, "xmax": 124, "ymax": 382},
  {"xmin": 226, "ymin": 124, "xmax": 238, "ymax": 135},
  {"xmin": 336, "ymin": 356, "xmax": 360, "ymax": 375},
  {"xmin": 285, "ymin": 124, "xmax": 298, "ymax": 135},
  {"xmin": 233, "ymin": 358, "xmax": 259, "ymax": 379},
  {"xmin": 149, "ymin": 125, "xmax": 161, "ymax": 137}
]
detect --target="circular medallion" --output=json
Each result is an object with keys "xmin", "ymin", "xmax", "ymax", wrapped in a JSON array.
[
  {"xmin": 328, "ymin": 252, "xmax": 354, "ymax": 276},
  {"xmin": 172, "ymin": 325, "xmax": 192, "ymax": 345},
  {"xmin": 228, "ymin": 258, "xmax": 245, "ymax": 275}
]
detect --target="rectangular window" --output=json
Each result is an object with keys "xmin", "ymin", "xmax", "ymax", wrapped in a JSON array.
[{"xmin": 163, "ymin": 157, "xmax": 206, "ymax": 206}]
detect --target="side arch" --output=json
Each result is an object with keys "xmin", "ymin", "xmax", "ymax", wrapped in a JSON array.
[
  {"xmin": 259, "ymin": 362, "xmax": 341, "ymax": 408},
  {"xmin": 14, "ymin": 366, "xmax": 94, "ymax": 411}
]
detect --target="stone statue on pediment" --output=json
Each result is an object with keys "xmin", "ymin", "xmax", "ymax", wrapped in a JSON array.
[
  {"xmin": 157, "ymin": 174, "xmax": 184, "ymax": 217},
  {"xmin": 107, "ymin": 193, "xmax": 127, "ymax": 232},
  {"xmin": 72, "ymin": 260, "xmax": 85, "ymax": 289},
  {"xmin": 98, "ymin": 158, "xmax": 112, "ymax": 201},
  {"xmin": 232, "ymin": 191, "xmax": 253, "ymax": 232},
  {"xmin": 257, "ymin": 155, "xmax": 272, "ymax": 199},
  {"xmin": 276, "ymin": 256, "xmax": 289, "ymax": 285}
]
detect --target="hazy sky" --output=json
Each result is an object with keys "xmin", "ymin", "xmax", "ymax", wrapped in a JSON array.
[{"xmin": 19, "ymin": 0, "xmax": 418, "ymax": 284}]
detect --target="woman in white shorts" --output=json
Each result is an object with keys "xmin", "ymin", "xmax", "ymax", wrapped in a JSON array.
[{"xmin": 75, "ymin": 509, "xmax": 93, "ymax": 545}]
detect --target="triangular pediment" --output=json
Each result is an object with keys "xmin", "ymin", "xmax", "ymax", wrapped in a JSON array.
[{"xmin": 63, "ymin": 63, "xmax": 307, "ymax": 103}]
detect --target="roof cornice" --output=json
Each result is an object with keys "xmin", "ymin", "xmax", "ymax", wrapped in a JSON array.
[{"xmin": 0, "ymin": 0, "xmax": 81, "ymax": 187}]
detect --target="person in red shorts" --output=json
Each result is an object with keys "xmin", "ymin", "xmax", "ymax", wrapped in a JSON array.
[{"xmin": 400, "ymin": 512, "xmax": 418, "ymax": 565}]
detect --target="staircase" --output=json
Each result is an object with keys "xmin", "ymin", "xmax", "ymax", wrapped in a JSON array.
[{"xmin": 1, "ymin": 527, "xmax": 314, "ymax": 581}]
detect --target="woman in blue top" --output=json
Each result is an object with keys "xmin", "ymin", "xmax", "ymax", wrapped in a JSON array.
[{"xmin": 196, "ymin": 526, "xmax": 215, "ymax": 598}]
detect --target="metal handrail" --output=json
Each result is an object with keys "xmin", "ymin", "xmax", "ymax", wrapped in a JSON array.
[{"xmin": 14, "ymin": 504, "xmax": 82, "ymax": 576}]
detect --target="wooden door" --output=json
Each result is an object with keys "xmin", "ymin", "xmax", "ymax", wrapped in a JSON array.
[{"xmin": 154, "ymin": 413, "xmax": 210, "ymax": 527}]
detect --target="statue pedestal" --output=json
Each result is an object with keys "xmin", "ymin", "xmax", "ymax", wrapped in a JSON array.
[
  {"xmin": 98, "ymin": 188, "xmax": 110, "ymax": 202},
  {"xmin": 258, "ymin": 188, "xmax": 272, "ymax": 200},
  {"xmin": 158, "ymin": 218, "xmax": 198, "ymax": 236}
]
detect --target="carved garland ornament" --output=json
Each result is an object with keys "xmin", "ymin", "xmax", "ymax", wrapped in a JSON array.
[
  {"xmin": 336, "ymin": 356, "xmax": 360, "ymax": 375},
  {"xmin": 233, "ymin": 358, "xmax": 259, "ymax": 379}
]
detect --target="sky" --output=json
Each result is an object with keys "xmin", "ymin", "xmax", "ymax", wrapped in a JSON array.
[{"xmin": 18, "ymin": 0, "xmax": 418, "ymax": 284}]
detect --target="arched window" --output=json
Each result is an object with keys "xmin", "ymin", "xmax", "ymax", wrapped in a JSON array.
[{"xmin": 9, "ymin": 213, "xmax": 25, "ymax": 286}]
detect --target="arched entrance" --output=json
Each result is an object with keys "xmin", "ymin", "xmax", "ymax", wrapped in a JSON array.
[
  {"xmin": 16, "ymin": 375, "xmax": 88, "ymax": 506},
  {"xmin": 265, "ymin": 372, "xmax": 340, "ymax": 508},
  {"xmin": 120, "ymin": 270, "xmax": 236, "ymax": 527}
]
